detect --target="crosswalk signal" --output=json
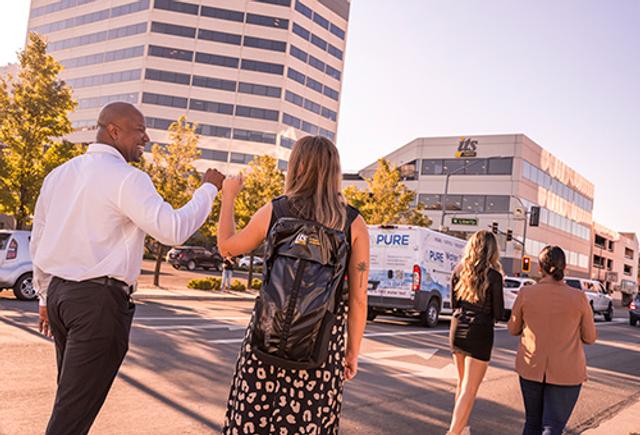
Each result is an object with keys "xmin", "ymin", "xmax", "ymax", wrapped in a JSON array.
[
  {"xmin": 491, "ymin": 222, "xmax": 499, "ymax": 234},
  {"xmin": 522, "ymin": 256, "xmax": 531, "ymax": 273},
  {"xmin": 506, "ymin": 229, "xmax": 513, "ymax": 241}
]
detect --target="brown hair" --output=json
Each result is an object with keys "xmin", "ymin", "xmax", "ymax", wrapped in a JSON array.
[
  {"xmin": 285, "ymin": 136, "xmax": 346, "ymax": 229},
  {"xmin": 455, "ymin": 230, "xmax": 503, "ymax": 303},
  {"xmin": 539, "ymin": 245, "xmax": 566, "ymax": 281}
]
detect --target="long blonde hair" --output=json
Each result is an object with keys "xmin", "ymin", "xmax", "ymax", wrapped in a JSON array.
[
  {"xmin": 455, "ymin": 230, "xmax": 503, "ymax": 303},
  {"xmin": 285, "ymin": 136, "xmax": 346, "ymax": 229}
]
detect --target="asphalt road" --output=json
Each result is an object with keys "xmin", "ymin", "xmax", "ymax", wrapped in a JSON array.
[{"xmin": 1, "ymin": 295, "xmax": 638, "ymax": 435}]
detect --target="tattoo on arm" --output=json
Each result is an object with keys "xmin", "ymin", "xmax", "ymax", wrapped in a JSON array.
[{"xmin": 357, "ymin": 261, "xmax": 368, "ymax": 287}]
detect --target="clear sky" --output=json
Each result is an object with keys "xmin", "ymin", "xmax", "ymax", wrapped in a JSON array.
[{"xmin": 1, "ymin": 1, "xmax": 638, "ymax": 235}]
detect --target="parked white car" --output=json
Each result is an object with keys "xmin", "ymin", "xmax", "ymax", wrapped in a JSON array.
[
  {"xmin": 564, "ymin": 277, "xmax": 614, "ymax": 321},
  {"xmin": 0, "ymin": 230, "xmax": 36, "ymax": 301},
  {"xmin": 238, "ymin": 256, "xmax": 264, "ymax": 270},
  {"xmin": 503, "ymin": 276, "xmax": 536, "ymax": 319}
]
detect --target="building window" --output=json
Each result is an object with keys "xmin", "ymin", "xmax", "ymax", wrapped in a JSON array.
[
  {"xmin": 48, "ymin": 22, "xmax": 147, "ymax": 52},
  {"xmin": 308, "ymin": 55, "xmax": 325, "ymax": 72},
  {"xmin": 624, "ymin": 264, "xmax": 633, "ymax": 276},
  {"xmin": 594, "ymin": 234, "xmax": 607, "ymax": 249},
  {"xmin": 142, "ymin": 92, "xmax": 188, "ymax": 108},
  {"xmin": 443, "ymin": 159, "xmax": 466, "ymax": 175},
  {"xmin": 280, "ymin": 136, "xmax": 295, "ymax": 149},
  {"xmin": 145, "ymin": 68, "xmax": 190, "ymax": 85},
  {"xmin": 192, "ymin": 75, "xmax": 237, "ymax": 92},
  {"xmin": 246, "ymin": 13, "xmax": 289, "ymax": 29},
  {"xmin": 321, "ymin": 107, "xmax": 337, "ymax": 122},
  {"xmin": 306, "ymin": 76, "xmax": 323, "ymax": 93},
  {"xmin": 399, "ymin": 160, "xmax": 418, "ymax": 181},
  {"xmin": 290, "ymin": 45, "xmax": 308, "ymax": 62},
  {"xmin": 418, "ymin": 194, "xmax": 442, "ymax": 210},
  {"xmin": 61, "ymin": 45, "xmax": 144, "ymax": 69},
  {"xmin": 325, "ymin": 64, "xmax": 341, "ymax": 80},
  {"xmin": 32, "ymin": 0, "xmax": 100, "ymax": 18},
  {"xmin": 198, "ymin": 29, "xmax": 242, "ymax": 45},
  {"xmin": 238, "ymin": 82, "xmax": 281, "ymax": 98},
  {"xmin": 485, "ymin": 195, "xmax": 510, "ymax": 212},
  {"xmin": 149, "ymin": 45, "xmax": 193, "ymax": 61},
  {"xmin": 78, "ymin": 92, "xmax": 139, "ymax": 109},
  {"xmin": 145, "ymin": 117, "xmax": 172, "ymax": 130},
  {"xmin": 256, "ymin": 0, "xmax": 291, "ymax": 6},
  {"xmin": 67, "ymin": 69, "xmax": 142, "ymax": 88},
  {"xmin": 330, "ymin": 23, "xmax": 346, "ymax": 40},
  {"xmin": 328, "ymin": 44, "xmax": 343, "ymax": 60},
  {"xmin": 488, "ymin": 157, "xmax": 513, "ymax": 175},
  {"xmin": 235, "ymin": 105, "xmax": 279, "ymax": 121},
  {"xmin": 462, "ymin": 159, "xmax": 488, "ymax": 175},
  {"xmin": 282, "ymin": 113, "xmax": 301, "ymax": 129},
  {"xmin": 154, "ymin": 0, "xmax": 199, "ymax": 15},
  {"xmin": 198, "ymin": 124, "xmax": 232, "ymax": 138},
  {"xmin": 310, "ymin": 34, "xmax": 328, "ymax": 50},
  {"xmin": 624, "ymin": 248, "xmax": 634, "ymax": 259},
  {"xmin": 233, "ymin": 129, "xmax": 277, "ymax": 145},
  {"xmin": 278, "ymin": 159, "xmax": 288, "ymax": 171},
  {"xmin": 287, "ymin": 68, "xmax": 306, "ymax": 84},
  {"xmin": 444, "ymin": 195, "xmax": 463, "ymax": 211},
  {"xmin": 285, "ymin": 90, "xmax": 304, "ymax": 107},
  {"xmin": 294, "ymin": 1, "xmax": 312, "ymax": 18},
  {"xmin": 243, "ymin": 35, "xmax": 287, "ymax": 52},
  {"xmin": 189, "ymin": 98, "xmax": 234, "ymax": 115},
  {"xmin": 240, "ymin": 59, "xmax": 284, "ymax": 75},
  {"xmin": 199, "ymin": 148, "xmax": 228, "ymax": 162},
  {"xmin": 312, "ymin": 12, "xmax": 329, "ymax": 29},
  {"xmin": 230, "ymin": 152, "xmax": 255, "ymax": 164},
  {"xmin": 462, "ymin": 195, "xmax": 485, "ymax": 213},
  {"xmin": 292, "ymin": 23, "xmax": 310, "ymax": 40},
  {"xmin": 201, "ymin": 5, "xmax": 244, "ymax": 22},
  {"xmin": 303, "ymin": 99, "xmax": 321, "ymax": 114},
  {"xmin": 301, "ymin": 121, "xmax": 319, "ymax": 134},
  {"xmin": 151, "ymin": 21, "xmax": 196, "ymax": 38},
  {"xmin": 196, "ymin": 52, "xmax": 239, "ymax": 68},
  {"xmin": 421, "ymin": 159, "xmax": 444, "ymax": 175},
  {"xmin": 323, "ymin": 86, "xmax": 339, "ymax": 101}
]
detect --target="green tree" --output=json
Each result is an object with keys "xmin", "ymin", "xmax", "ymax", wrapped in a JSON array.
[
  {"xmin": 141, "ymin": 115, "xmax": 202, "ymax": 286},
  {"xmin": 0, "ymin": 33, "xmax": 76, "ymax": 229},
  {"xmin": 343, "ymin": 159, "xmax": 431, "ymax": 227}
]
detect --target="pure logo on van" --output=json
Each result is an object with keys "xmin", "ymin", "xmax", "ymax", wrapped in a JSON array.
[{"xmin": 375, "ymin": 234, "xmax": 410, "ymax": 246}]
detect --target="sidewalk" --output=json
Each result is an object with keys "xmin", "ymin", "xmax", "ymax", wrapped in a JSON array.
[
  {"xmin": 133, "ymin": 285, "xmax": 257, "ymax": 301},
  {"xmin": 582, "ymin": 394, "xmax": 640, "ymax": 435}
]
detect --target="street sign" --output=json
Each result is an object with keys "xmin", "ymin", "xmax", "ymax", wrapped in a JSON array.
[{"xmin": 451, "ymin": 217, "xmax": 478, "ymax": 226}]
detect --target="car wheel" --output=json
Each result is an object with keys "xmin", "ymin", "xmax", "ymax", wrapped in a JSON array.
[
  {"xmin": 604, "ymin": 304, "xmax": 613, "ymax": 322},
  {"xmin": 630, "ymin": 315, "xmax": 638, "ymax": 327},
  {"xmin": 421, "ymin": 298, "xmax": 440, "ymax": 328},
  {"xmin": 187, "ymin": 260, "xmax": 196, "ymax": 271},
  {"xmin": 13, "ymin": 273, "xmax": 37, "ymax": 301},
  {"xmin": 367, "ymin": 308, "xmax": 377, "ymax": 322}
]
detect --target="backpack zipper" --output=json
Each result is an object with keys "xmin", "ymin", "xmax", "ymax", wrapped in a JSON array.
[{"xmin": 278, "ymin": 260, "xmax": 307, "ymax": 355}]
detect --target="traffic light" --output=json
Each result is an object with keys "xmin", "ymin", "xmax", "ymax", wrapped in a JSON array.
[
  {"xmin": 506, "ymin": 229, "xmax": 513, "ymax": 241},
  {"xmin": 491, "ymin": 222, "xmax": 498, "ymax": 234},
  {"xmin": 522, "ymin": 256, "xmax": 531, "ymax": 273},
  {"xmin": 529, "ymin": 206, "xmax": 541, "ymax": 227}
]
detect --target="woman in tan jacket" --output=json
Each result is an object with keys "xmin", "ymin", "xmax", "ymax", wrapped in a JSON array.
[{"xmin": 508, "ymin": 246, "xmax": 597, "ymax": 435}]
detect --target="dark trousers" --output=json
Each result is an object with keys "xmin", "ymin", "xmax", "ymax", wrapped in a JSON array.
[
  {"xmin": 45, "ymin": 277, "xmax": 135, "ymax": 435},
  {"xmin": 519, "ymin": 377, "xmax": 581, "ymax": 435}
]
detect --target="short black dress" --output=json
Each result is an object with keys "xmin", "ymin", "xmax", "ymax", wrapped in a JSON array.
[{"xmin": 449, "ymin": 267, "xmax": 504, "ymax": 362}]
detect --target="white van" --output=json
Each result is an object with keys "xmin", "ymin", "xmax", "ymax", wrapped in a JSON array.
[{"xmin": 367, "ymin": 225, "xmax": 466, "ymax": 327}]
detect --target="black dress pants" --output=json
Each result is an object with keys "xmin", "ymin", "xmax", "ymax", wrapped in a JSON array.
[{"xmin": 45, "ymin": 277, "xmax": 135, "ymax": 435}]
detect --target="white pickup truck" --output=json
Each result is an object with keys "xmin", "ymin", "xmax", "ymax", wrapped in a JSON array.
[{"xmin": 564, "ymin": 277, "xmax": 614, "ymax": 321}]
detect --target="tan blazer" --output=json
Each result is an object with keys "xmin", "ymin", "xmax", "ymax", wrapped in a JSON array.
[{"xmin": 508, "ymin": 276, "xmax": 597, "ymax": 385}]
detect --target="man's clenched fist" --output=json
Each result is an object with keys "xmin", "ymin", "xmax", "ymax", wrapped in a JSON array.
[{"xmin": 203, "ymin": 168, "xmax": 225, "ymax": 191}]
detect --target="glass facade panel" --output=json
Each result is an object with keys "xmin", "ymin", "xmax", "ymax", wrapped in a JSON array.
[
  {"xmin": 201, "ymin": 6, "xmax": 244, "ymax": 22},
  {"xmin": 189, "ymin": 98, "xmax": 234, "ymax": 114},
  {"xmin": 443, "ymin": 159, "xmax": 466, "ymax": 174},
  {"xmin": 233, "ymin": 129, "xmax": 277, "ymax": 144},
  {"xmin": 154, "ymin": 0, "xmax": 199, "ymax": 15},
  {"xmin": 61, "ymin": 45, "xmax": 144, "ymax": 69},
  {"xmin": 295, "ymin": 1, "xmax": 313, "ymax": 18},
  {"xmin": 445, "ymin": 195, "xmax": 463, "ymax": 211},
  {"xmin": 142, "ymin": 92, "xmax": 188, "ymax": 108},
  {"xmin": 196, "ymin": 52, "xmax": 239, "ymax": 68},
  {"xmin": 67, "ymin": 69, "xmax": 141, "ymax": 88},
  {"xmin": 240, "ymin": 59, "xmax": 284, "ymax": 75},
  {"xmin": 245, "ymin": 13, "xmax": 289, "ymax": 29},
  {"xmin": 198, "ymin": 29, "xmax": 242, "ymax": 45},
  {"xmin": 48, "ymin": 22, "xmax": 147, "ymax": 52},
  {"xmin": 463, "ymin": 159, "xmax": 488, "ymax": 175},
  {"xmin": 238, "ymin": 82, "xmax": 281, "ymax": 98},
  {"xmin": 462, "ymin": 195, "xmax": 485, "ymax": 212},
  {"xmin": 149, "ymin": 45, "xmax": 193, "ymax": 61},
  {"xmin": 235, "ymin": 105, "xmax": 279, "ymax": 121},
  {"xmin": 151, "ymin": 21, "xmax": 196, "ymax": 38},
  {"xmin": 280, "ymin": 137, "xmax": 295, "ymax": 149},
  {"xmin": 193, "ymin": 75, "xmax": 237, "ymax": 91},
  {"xmin": 485, "ymin": 195, "xmax": 510, "ymax": 212},
  {"xmin": 421, "ymin": 159, "xmax": 444, "ymax": 175},
  {"xmin": 199, "ymin": 148, "xmax": 228, "ymax": 162},
  {"xmin": 230, "ymin": 152, "xmax": 255, "ymax": 164},
  {"xmin": 488, "ymin": 157, "xmax": 513, "ymax": 175},
  {"xmin": 145, "ymin": 68, "xmax": 190, "ymax": 85},
  {"xmin": 323, "ymin": 86, "xmax": 339, "ymax": 100},
  {"xmin": 418, "ymin": 194, "xmax": 442, "ymax": 210},
  {"xmin": 243, "ymin": 36, "xmax": 287, "ymax": 52},
  {"xmin": 287, "ymin": 68, "xmax": 306, "ymax": 84}
]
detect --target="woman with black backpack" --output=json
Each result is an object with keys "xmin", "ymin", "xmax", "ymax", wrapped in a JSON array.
[{"xmin": 217, "ymin": 136, "xmax": 370, "ymax": 434}]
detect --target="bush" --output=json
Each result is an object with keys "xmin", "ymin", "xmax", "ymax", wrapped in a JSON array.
[
  {"xmin": 250, "ymin": 278, "xmax": 263, "ymax": 290},
  {"xmin": 230, "ymin": 279, "xmax": 247, "ymax": 291},
  {"xmin": 187, "ymin": 277, "xmax": 221, "ymax": 290}
]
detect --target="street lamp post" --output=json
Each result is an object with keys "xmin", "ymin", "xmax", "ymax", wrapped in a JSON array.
[{"xmin": 510, "ymin": 195, "xmax": 530, "ymax": 261}]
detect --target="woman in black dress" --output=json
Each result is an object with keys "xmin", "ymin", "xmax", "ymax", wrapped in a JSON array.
[
  {"xmin": 217, "ymin": 136, "xmax": 370, "ymax": 434},
  {"xmin": 447, "ymin": 230, "xmax": 504, "ymax": 435}
]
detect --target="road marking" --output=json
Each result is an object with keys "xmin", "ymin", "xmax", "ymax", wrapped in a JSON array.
[{"xmin": 361, "ymin": 348, "xmax": 457, "ymax": 379}]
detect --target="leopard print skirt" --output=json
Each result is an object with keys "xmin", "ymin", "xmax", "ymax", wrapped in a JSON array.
[{"xmin": 222, "ymin": 306, "xmax": 347, "ymax": 435}]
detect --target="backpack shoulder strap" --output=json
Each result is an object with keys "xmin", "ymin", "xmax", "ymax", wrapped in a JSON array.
[
  {"xmin": 344, "ymin": 205, "xmax": 360, "ymax": 246},
  {"xmin": 268, "ymin": 196, "xmax": 291, "ymax": 233}
]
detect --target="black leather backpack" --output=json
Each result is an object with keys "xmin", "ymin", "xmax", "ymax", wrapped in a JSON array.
[{"xmin": 251, "ymin": 196, "xmax": 359, "ymax": 369}]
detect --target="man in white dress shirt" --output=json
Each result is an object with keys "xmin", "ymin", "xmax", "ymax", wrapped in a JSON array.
[{"xmin": 30, "ymin": 102, "xmax": 225, "ymax": 435}]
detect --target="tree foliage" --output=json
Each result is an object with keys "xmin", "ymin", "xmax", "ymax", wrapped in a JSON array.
[
  {"xmin": 140, "ymin": 115, "xmax": 202, "ymax": 286},
  {"xmin": 343, "ymin": 159, "xmax": 431, "ymax": 227},
  {"xmin": 0, "ymin": 33, "xmax": 77, "ymax": 228}
]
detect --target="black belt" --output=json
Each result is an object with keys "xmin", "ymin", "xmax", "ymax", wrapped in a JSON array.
[{"xmin": 84, "ymin": 276, "xmax": 134, "ymax": 296}]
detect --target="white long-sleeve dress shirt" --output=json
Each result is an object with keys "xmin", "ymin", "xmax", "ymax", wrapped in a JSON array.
[{"xmin": 30, "ymin": 143, "xmax": 218, "ymax": 306}]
